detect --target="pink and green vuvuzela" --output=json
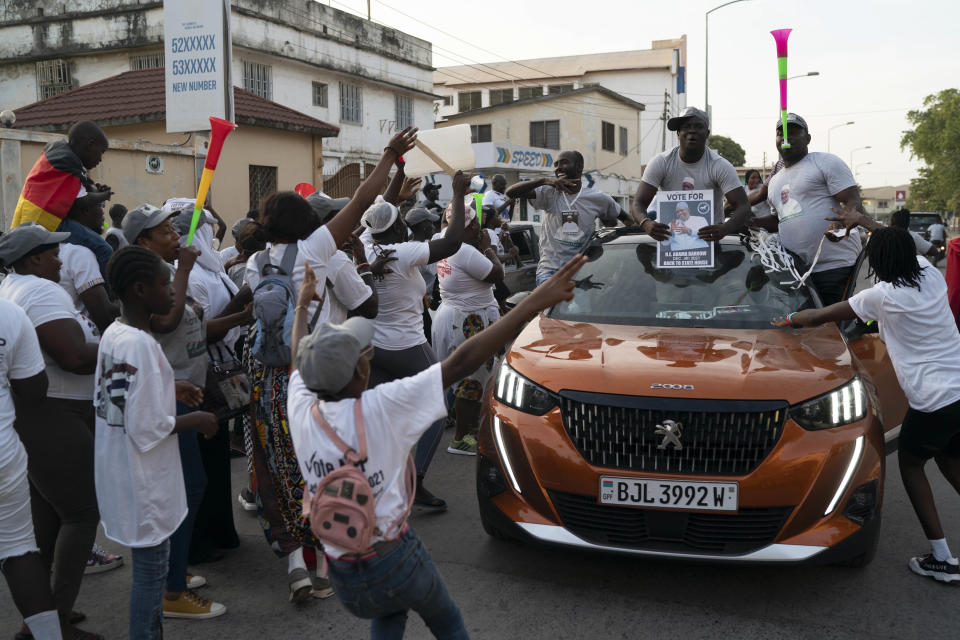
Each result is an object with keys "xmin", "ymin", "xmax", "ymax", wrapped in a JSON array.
[{"xmin": 771, "ymin": 28, "xmax": 792, "ymax": 149}]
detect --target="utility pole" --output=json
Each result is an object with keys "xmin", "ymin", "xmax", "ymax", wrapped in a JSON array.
[{"xmin": 661, "ymin": 89, "xmax": 670, "ymax": 152}]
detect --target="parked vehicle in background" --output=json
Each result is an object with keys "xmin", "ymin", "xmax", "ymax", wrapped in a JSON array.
[
  {"xmin": 909, "ymin": 212, "xmax": 941, "ymax": 239},
  {"xmin": 501, "ymin": 223, "xmax": 540, "ymax": 295}
]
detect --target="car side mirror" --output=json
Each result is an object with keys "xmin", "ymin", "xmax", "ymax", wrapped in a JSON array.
[{"xmin": 505, "ymin": 291, "xmax": 531, "ymax": 310}]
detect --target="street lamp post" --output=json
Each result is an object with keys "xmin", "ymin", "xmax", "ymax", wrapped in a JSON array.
[
  {"xmin": 828, "ymin": 121, "xmax": 855, "ymax": 153},
  {"xmin": 850, "ymin": 146, "xmax": 871, "ymax": 170},
  {"xmin": 787, "ymin": 71, "xmax": 820, "ymax": 80},
  {"xmin": 855, "ymin": 161, "xmax": 872, "ymax": 180},
  {"xmin": 705, "ymin": 0, "xmax": 752, "ymax": 121}
]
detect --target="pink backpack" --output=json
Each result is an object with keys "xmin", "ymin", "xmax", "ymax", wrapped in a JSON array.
[{"xmin": 304, "ymin": 399, "xmax": 415, "ymax": 554}]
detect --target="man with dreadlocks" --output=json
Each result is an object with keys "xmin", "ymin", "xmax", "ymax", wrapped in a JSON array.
[{"xmin": 773, "ymin": 226, "xmax": 960, "ymax": 584}]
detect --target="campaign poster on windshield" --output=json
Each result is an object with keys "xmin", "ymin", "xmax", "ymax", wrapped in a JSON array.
[{"xmin": 656, "ymin": 190, "xmax": 715, "ymax": 269}]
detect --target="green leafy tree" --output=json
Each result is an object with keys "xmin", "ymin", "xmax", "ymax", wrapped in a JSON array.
[
  {"xmin": 707, "ymin": 135, "xmax": 746, "ymax": 167},
  {"xmin": 901, "ymin": 89, "xmax": 960, "ymax": 212}
]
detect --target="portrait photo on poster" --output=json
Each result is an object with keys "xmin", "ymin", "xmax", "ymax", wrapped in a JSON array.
[{"xmin": 656, "ymin": 189, "xmax": 715, "ymax": 269}]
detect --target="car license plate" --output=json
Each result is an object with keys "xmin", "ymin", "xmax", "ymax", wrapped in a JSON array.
[{"xmin": 599, "ymin": 476, "xmax": 738, "ymax": 512}]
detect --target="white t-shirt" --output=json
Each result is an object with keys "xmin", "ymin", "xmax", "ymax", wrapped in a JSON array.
[
  {"xmin": 485, "ymin": 228, "xmax": 505, "ymax": 255},
  {"xmin": 765, "ymin": 152, "xmax": 860, "ymax": 273},
  {"xmin": 0, "ymin": 274, "xmax": 99, "ymax": 400},
  {"xmin": 747, "ymin": 186, "xmax": 771, "ymax": 217},
  {"xmin": 319, "ymin": 251, "xmax": 372, "ymax": 326},
  {"xmin": 909, "ymin": 230, "xmax": 932, "ymax": 255},
  {"xmin": 848, "ymin": 257, "xmax": 960, "ymax": 413},
  {"xmin": 244, "ymin": 226, "xmax": 338, "ymax": 320},
  {"xmin": 483, "ymin": 190, "xmax": 510, "ymax": 222},
  {"xmin": 362, "ymin": 239, "xmax": 431, "ymax": 350},
  {"xmin": 641, "ymin": 147, "xmax": 743, "ymax": 221},
  {"xmin": 287, "ymin": 363, "xmax": 446, "ymax": 558},
  {"xmin": 928, "ymin": 223, "xmax": 946, "ymax": 243},
  {"xmin": 0, "ymin": 301, "xmax": 45, "ymax": 475},
  {"xmin": 58, "ymin": 243, "xmax": 103, "ymax": 317},
  {"xmin": 531, "ymin": 186, "xmax": 620, "ymax": 272},
  {"xmin": 437, "ymin": 243, "xmax": 496, "ymax": 312},
  {"xmin": 187, "ymin": 266, "xmax": 242, "ymax": 362},
  {"xmin": 94, "ymin": 322, "xmax": 186, "ymax": 548}
]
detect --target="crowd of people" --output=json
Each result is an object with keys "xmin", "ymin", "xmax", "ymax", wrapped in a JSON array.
[{"xmin": 0, "ymin": 105, "xmax": 957, "ymax": 640}]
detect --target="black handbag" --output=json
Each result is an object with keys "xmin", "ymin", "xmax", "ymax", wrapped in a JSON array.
[{"xmin": 203, "ymin": 342, "xmax": 251, "ymax": 422}]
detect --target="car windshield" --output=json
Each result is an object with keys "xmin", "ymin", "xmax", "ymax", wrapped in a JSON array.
[
  {"xmin": 548, "ymin": 239, "xmax": 817, "ymax": 329},
  {"xmin": 909, "ymin": 215, "xmax": 938, "ymax": 232}
]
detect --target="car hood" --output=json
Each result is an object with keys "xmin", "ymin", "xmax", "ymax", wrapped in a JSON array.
[{"xmin": 506, "ymin": 316, "xmax": 855, "ymax": 405}]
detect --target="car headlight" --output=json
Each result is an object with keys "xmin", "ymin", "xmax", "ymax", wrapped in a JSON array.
[
  {"xmin": 494, "ymin": 362, "xmax": 557, "ymax": 415},
  {"xmin": 789, "ymin": 378, "xmax": 867, "ymax": 430}
]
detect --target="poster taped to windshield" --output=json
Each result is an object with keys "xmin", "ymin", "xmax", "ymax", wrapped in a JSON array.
[{"xmin": 656, "ymin": 190, "xmax": 715, "ymax": 269}]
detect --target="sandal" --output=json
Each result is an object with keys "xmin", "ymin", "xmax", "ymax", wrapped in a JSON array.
[{"xmin": 414, "ymin": 483, "xmax": 447, "ymax": 511}]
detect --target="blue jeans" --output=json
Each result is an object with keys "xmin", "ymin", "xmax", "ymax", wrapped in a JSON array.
[
  {"xmin": 535, "ymin": 268, "xmax": 557, "ymax": 287},
  {"xmin": 131, "ymin": 540, "xmax": 170, "ymax": 640},
  {"xmin": 166, "ymin": 402, "xmax": 207, "ymax": 592},
  {"xmin": 327, "ymin": 529, "xmax": 468, "ymax": 640}
]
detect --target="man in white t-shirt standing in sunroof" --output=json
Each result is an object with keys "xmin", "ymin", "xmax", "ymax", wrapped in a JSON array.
[
  {"xmin": 634, "ymin": 106, "xmax": 752, "ymax": 246},
  {"xmin": 750, "ymin": 113, "xmax": 872, "ymax": 305},
  {"xmin": 505, "ymin": 150, "xmax": 635, "ymax": 285}
]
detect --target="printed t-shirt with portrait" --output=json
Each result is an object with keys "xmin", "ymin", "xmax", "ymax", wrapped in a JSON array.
[
  {"xmin": 319, "ymin": 250, "xmax": 372, "ymax": 326},
  {"xmin": 58, "ymin": 243, "xmax": 104, "ymax": 317},
  {"xmin": 94, "ymin": 322, "xmax": 186, "ymax": 548},
  {"xmin": 765, "ymin": 152, "xmax": 860, "ymax": 273},
  {"xmin": 287, "ymin": 363, "xmax": 447, "ymax": 558},
  {"xmin": 531, "ymin": 186, "xmax": 620, "ymax": 272},
  {"xmin": 362, "ymin": 238, "xmax": 430, "ymax": 350},
  {"xmin": 436, "ymin": 242, "xmax": 496, "ymax": 312},
  {"xmin": 0, "ymin": 273, "xmax": 99, "ymax": 400},
  {"xmin": 154, "ymin": 264, "xmax": 208, "ymax": 387},
  {"xmin": 641, "ymin": 147, "xmax": 742, "ymax": 219},
  {"xmin": 848, "ymin": 257, "xmax": 960, "ymax": 413},
  {"xmin": 243, "ymin": 225, "xmax": 339, "ymax": 321},
  {"xmin": 0, "ymin": 301, "xmax": 45, "ymax": 477}
]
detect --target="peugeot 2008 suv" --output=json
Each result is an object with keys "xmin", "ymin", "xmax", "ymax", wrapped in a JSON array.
[{"xmin": 477, "ymin": 230, "xmax": 907, "ymax": 567}]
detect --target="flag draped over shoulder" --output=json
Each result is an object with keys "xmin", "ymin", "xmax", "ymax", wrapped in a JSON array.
[{"xmin": 12, "ymin": 140, "xmax": 88, "ymax": 231}]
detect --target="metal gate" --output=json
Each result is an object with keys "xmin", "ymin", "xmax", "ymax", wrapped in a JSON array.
[{"xmin": 323, "ymin": 163, "xmax": 361, "ymax": 198}]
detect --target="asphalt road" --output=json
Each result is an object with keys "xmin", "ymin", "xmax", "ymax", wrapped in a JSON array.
[{"xmin": 1, "ymin": 262, "xmax": 954, "ymax": 640}]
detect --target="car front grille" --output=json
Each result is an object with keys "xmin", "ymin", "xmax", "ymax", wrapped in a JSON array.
[
  {"xmin": 560, "ymin": 392, "xmax": 787, "ymax": 476},
  {"xmin": 549, "ymin": 491, "xmax": 793, "ymax": 555}
]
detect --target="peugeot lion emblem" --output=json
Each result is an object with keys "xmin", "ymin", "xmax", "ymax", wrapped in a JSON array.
[{"xmin": 655, "ymin": 420, "xmax": 683, "ymax": 450}]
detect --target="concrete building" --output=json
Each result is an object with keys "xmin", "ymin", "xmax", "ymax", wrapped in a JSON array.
[
  {"xmin": 433, "ymin": 37, "xmax": 687, "ymax": 169},
  {"xmin": 861, "ymin": 185, "xmax": 910, "ymax": 222},
  {"xmin": 0, "ymin": 0, "xmax": 436, "ymax": 194},
  {"xmin": 3, "ymin": 67, "xmax": 339, "ymax": 227},
  {"xmin": 433, "ymin": 86, "xmax": 645, "ymax": 219}
]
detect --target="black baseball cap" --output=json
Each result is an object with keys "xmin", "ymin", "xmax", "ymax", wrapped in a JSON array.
[{"xmin": 667, "ymin": 107, "xmax": 710, "ymax": 132}]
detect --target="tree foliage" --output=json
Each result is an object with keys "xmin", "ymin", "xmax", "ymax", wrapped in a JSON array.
[
  {"xmin": 707, "ymin": 135, "xmax": 746, "ymax": 167},
  {"xmin": 901, "ymin": 89, "xmax": 960, "ymax": 212}
]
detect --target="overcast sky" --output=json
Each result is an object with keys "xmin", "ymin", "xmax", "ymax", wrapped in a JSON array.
[{"xmin": 325, "ymin": 0, "xmax": 955, "ymax": 188}]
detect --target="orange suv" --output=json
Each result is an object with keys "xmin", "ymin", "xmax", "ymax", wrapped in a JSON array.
[{"xmin": 477, "ymin": 230, "xmax": 907, "ymax": 566}]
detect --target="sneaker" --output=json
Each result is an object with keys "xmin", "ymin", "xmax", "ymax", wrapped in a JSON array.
[
  {"xmin": 908, "ymin": 554, "xmax": 960, "ymax": 583},
  {"xmin": 288, "ymin": 567, "xmax": 313, "ymax": 604},
  {"xmin": 238, "ymin": 487, "xmax": 257, "ymax": 512},
  {"xmin": 85, "ymin": 544, "xmax": 123, "ymax": 574},
  {"xmin": 186, "ymin": 573, "xmax": 207, "ymax": 589},
  {"xmin": 162, "ymin": 590, "xmax": 227, "ymax": 619},
  {"xmin": 447, "ymin": 434, "xmax": 478, "ymax": 456},
  {"xmin": 311, "ymin": 575, "xmax": 335, "ymax": 599}
]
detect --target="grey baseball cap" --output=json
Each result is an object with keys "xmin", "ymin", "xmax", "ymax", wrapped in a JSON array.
[
  {"xmin": 776, "ymin": 112, "xmax": 809, "ymax": 131},
  {"xmin": 667, "ymin": 106, "xmax": 710, "ymax": 132},
  {"xmin": 307, "ymin": 193, "xmax": 350, "ymax": 223},
  {"xmin": 0, "ymin": 222, "xmax": 70, "ymax": 266},
  {"xmin": 295, "ymin": 317, "xmax": 375, "ymax": 393},
  {"xmin": 122, "ymin": 203, "xmax": 176, "ymax": 243},
  {"xmin": 404, "ymin": 207, "xmax": 440, "ymax": 226},
  {"xmin": 231, "ymin": 218, "xmax": 255, "ymax": 239}
]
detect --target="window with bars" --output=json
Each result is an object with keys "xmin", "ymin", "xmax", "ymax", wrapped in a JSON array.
[
  {"xmin": 530, "ymin": 120, "xmax": 560, "ymax": 149},
  {"xmin": 340, "ymin": 82, "xmax": 363, "ymax": 124},
  {"xmin": 243, "ymin": 61, "xmax": 272, "ymax": 100},
  {"xmin": 129, "ymin": 52, "xmax": 164, "ymax": 70},
  {"xmin": 36, "ymin": 59, "xmax": 74, "ymax": 100},
  {"xmin": 548, "ymin": 84, "xmax": 574, "ymax": 95},
  {"xmin": 489, "ymin": 88, "xmax": 514, "ymax": 106},
  {"xmin": 470, "ymin": 124, "xmax": 492, "ymax": 143},
  {"xmin": 619, "ymin": 126, "xmax": 628, "ymax": 156},
  {"xmin": 249, "ymin": 165, "xmax": 278, "ymax": 211},
  {"xmin": 518, "ymin": 86, "xmax": 543, "ymax": 100},
  {"xmin": 601, "ymin": 121, "xmax": 615, "ymax": 152},
  {"xmin": 313, "ymin": 82, "xmax": 328, "ymax": 107},
  {"xmin": 395, "ymin": 94, "xmax": 413, "ymax": 129},
  {"xmin": 457, "ymin": 91, "xmax": 481, "ymax": 112}
]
